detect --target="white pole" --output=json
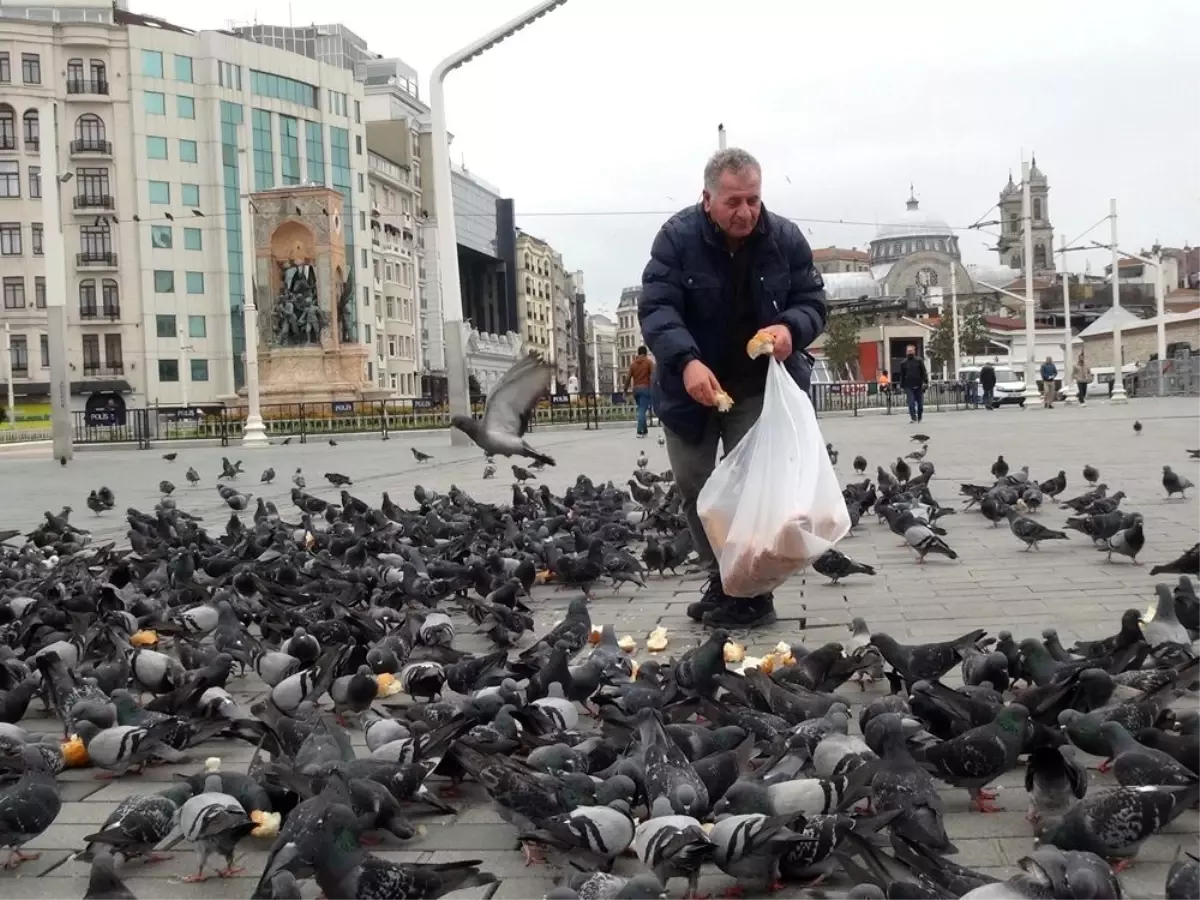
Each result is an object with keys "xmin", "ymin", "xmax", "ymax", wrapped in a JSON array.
[
  {"xmin": 239, "ymin": 140, "xmax": 269, "ymax": 446},
  {"xmin": 1154, "ymin": 248, "xmax": 1166, "ymax": 397},
  {"xmin": 591, "ymin": 326, "xmax": 599, "ymax": 393},
  {"xmin": 547, "ymin": 277, "xmax": 558, "ymax": 392},
  {"xmin": 1020, "ymin": 161, "xmax": 1042, "ymax": 408},
  {"xmin": 430, "ymin": 0, "xmax": 569, "ymax": 445},
  {"xmin": 718, "ymin": 124, "xmax": 727, "ymax": 151},
  {"xmin": 610, "ymin": 339, "xmax": 617, "ymax": 396},
  {"xmin": 949, "ymin": 260, "xmax": 961, "ymax": 378},
  {"xmin": 1061, "ymin": 235, "xmax": 1077, "ymax": 404},
  {"xmin": 40, "ymin": 101, "xmax": 72, "ymax": 460},
  {"xmin": 1108, "ymin": 199, "xmax": 1127, "ymax": 404},
  {"xmin": 3, "ymin": 323, "xmax": 14, "ymax": 425}
]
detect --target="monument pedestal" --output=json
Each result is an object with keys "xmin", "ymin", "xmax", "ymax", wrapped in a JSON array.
[{"xmin": 251, "ymin": 345, "xmax": 388, "ymax": 406}]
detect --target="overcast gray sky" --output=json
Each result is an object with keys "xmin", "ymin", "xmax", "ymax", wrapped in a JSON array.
[{"xmin": 136, "ymin": 0, "xmax": 1200, "ymax": 316}]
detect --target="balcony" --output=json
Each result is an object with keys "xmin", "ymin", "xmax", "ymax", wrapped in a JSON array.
[
  {"xmin": 74, "ymin": 194, "xmax": 114, "ymax": 211},
  {"xmin": 77, "ymin": 251, "xmax": 118, "ymax": 269},
  {"xmin": 82, "ymin": 364, "xmax": 101, "ymax": 376},
  {"xmin": 80, "ymin": 305, "xmax": 99, "ymax": 319},
  {"xmin": 102, "ymin": 304, "xmax": 120, "ymax": 319},
  {"xmin": 0, "ymin": 137, "xmax": 14, "ymax": 152},
  {"xmin": 105, "ymin": 363, "xmax": 124, "ymax": 375},
  {"xmin": 69, "ymin": 139, "xmax": 112, "ymax": 157},
  {"xmin": 66, "ymin": 79, "xmax": 110, "ymax": 96},
  {"xmin": 11, "ymin": 366, "xmax": 28, "ymax": 378}
]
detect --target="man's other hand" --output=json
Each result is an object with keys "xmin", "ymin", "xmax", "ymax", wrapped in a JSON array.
[
  {"xmin": 762, "ymin": 324, "xmax": 793, "ymax": 361},
  {"xmin": 683, "ymin": 359, "xmax": 724, "ymax": 407}
]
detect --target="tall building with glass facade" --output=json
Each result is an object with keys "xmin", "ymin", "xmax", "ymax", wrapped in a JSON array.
[{"xmin": 118, "ymin": 9, "xmax": 369, "ymax": 404}]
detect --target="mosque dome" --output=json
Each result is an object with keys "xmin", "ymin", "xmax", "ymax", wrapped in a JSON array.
[{"xmin": 868, "ymin": 188, "xmax": 960, "ymax": 268}]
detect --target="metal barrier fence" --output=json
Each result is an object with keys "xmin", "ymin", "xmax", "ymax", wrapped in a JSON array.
[{"xmin": 58, "ymin": 382, "xmax": 971, "ymax": 447}]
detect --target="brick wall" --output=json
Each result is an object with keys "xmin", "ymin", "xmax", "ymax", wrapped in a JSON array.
[{"xmin": 1078, "ymin": 320, "xmax": 1200, "ymax": 363}]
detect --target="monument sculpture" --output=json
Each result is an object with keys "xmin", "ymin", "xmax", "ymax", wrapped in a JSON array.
[{"xmin": 221, "ymin": 185, "xmax": 385, "ymax": 409}]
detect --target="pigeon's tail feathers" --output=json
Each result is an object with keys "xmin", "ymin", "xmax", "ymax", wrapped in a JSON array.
[
  {"xmin": 950, "ymin": 628, "xmax": 986, "ymax": 649},
  {"xmin": 855, "ymin": 561, "xmax": 878, "ymax": 576},
  {"xmin": 524, "ymin": 447, "xmax": 556, "ymax": 467},
  {"xmin": 427, "ymin": 860, "xmax": 497, "ymax": 894}
]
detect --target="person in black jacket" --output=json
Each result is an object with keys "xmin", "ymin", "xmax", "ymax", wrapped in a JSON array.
[
  {"xmin": 638, "ymin": 147, "xmax": 828, "ymax": 629},
  {"xmin": 979, "ymin": 362, "xmax": 997, "ymax": 410},
  {"xmin": 897, "ymin": 344, "xmax": 929, "ymax": 423}
]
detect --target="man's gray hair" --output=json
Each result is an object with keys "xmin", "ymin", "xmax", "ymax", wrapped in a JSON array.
[{"xmin": 703, "ymin": 148, "xmax": 761, "ymax": 193}]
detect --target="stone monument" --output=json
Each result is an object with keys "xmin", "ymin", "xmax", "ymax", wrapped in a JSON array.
[{"xmin": 241, "ymin": 185, "xmax": 386, "ymax": 406}]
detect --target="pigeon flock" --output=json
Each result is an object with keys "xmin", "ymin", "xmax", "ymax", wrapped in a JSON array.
[{"xmin": 0, "ymin": 401, "xmax": 1197, "ymax": 900}]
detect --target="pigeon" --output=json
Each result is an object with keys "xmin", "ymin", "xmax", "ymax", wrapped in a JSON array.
[
  {"xmin": 1150, "ymin": 543, "xmax": 1199, "ymax": 576},
  {"xmin": 1037, "ymin": 785, "xmax": 1199, "ymax": 868},
  {"xmin": 826, "ymin": 443, "xmax": 839, "ymax": 466},
  {"xmin": 450, "ymin": 355, "xmax": 556, "ymax": 466},
  {"xmin": 632, "ymin": 796, "xmax": 714, "ymax": 899},
  {"xmin": 1140, "ymin": 583, "xmax": 1192, "ymax": 648},
  {"xmin": 1082, "ymin": 464, "xmax": 1098, "ymax": 484},
  {"xmin": 853, "ymin": 455, "xmax": 867, "ymax": 474},
  {"xmin": 80, "ymin": 783, "xmax": 194, "ymax": 862},
  {"xmin": 902, "ymin": 522, "xmax": 958, "ymax": 563},
  {"xmin": 566, "ymin": 871, "xmax": 664, "ymax": 900},
  {"xmin": 84, "ymin": 849, "xmax": 137, "ymax": 900},
  {"xmin": 1167, "ymin": 853, "xmax": 1200, "ymax": 900},
  {"xmin": 175, "ymin": 773, "xmax": 255, "ymax": 882},
  {"xmin": 914, "ymin": 704, "xmax": 1029, "ymax": 812},
  {"xmin": 1024, "ymin": 744, "xmax": 1087, "ymax": 823},
  {"xmin": 0, "ymin": 745, "xmax": 62, "ymax": 868},
  {"xmin": 158, "ymin": 480, "xmax": 175, "ymax": 496},
  {"xmin": 185, "ymin": 466, "xmax": 200, "ymax": 485},
  {"xmin": 708, "ymin": 812, "xmax": 812, "ymax": 894},
  {"xmin": 812, "ymin": 549, "xmax": 876, "ymax": 584},
  {"xmin": 636, "ymin": 450, "xmax": 648, "ymax": 469},
  {"xmin": 1005, "ymin": 507, "xmax": 1068, "ymax": 550},
  {"xmin": 162, "ymin": 452, "xmax": 177, "ymax": 461},
  {"xmin": 1099, "ymin": 520, "xmax": 1144, "ymax": 564},
  {"xmin": 1133, "ymin": 420, "xmax": 1142, "ymax": 435},
  {"xmin": 1163, "ymin": 466, "xmax": 1193, "ymax": 499},
  {"xmin": 991, "ymin": 456, "xmax": 1009, "ymax": 479},
  {"xmin": 1101, "ymin": 721, "xmax": 1199, "ymax": 788},
  {"xmin": 260, "ymin": 468, "xmax": 275, "ymax": 484},
  {"xmin": 411, "ymin": 447, "xmax": 433, "ymax": 463}
]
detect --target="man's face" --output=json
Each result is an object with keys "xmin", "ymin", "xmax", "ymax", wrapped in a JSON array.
[
  {"xmin": 906, "ymin": 346, "xmax": 915, "ymax": 356},
  {"xmin": 703, "ymin": 168, "xmax": 762, "ymax": 240}
]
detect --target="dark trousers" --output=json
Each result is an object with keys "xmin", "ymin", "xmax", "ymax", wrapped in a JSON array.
[
  {"xmin": 663, "ymin": 394, "xmax": 765, "ymax": 567},
  {"xmin": 981, "ymin": 386, "xmax": 994, "ymax": 408},
  {"xmin": 633, "ymin": 387, "xmax": 652, "ymax": 434},
  {"xmin": 905, "ymin": 387, "xmax": 924, "ymax": 421},
  {"xmin": 1077, "ymin": 382, "xmax": 1088, "ymax": 403}
]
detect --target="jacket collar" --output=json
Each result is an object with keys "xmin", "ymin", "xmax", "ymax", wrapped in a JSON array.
[{"xmin": 699, "ymin": 202, "xmax": 771, "ymax": 250}]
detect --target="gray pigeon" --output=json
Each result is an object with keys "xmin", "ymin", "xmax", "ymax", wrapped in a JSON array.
[
  {"xmin": 523, "ymin": 800, "xmax": 635, "ymax": 868},
  {"xmin": 1101, "ymin": 721, "xmax": 1200, "ymax": 788},
  {"xmin": 631, "ymin": 795, "xmax": 714, "ymax": 899},
  {"xmin": 450, "ymin": 355, "xmax": 556, "ymax": 466},
  {"xmin": 1100, "ymin": 520, "xmax": 1144, "ymax": 564},
  {"xmin": 0, "ymin": 744, "xmax": 62, "ymax": 868},
  {"xmin": 84, "ymin": 849, "xmax": 137, "ymax": 900},
  {"xmin": 1017, "ymin": 846, "xmax": 1122, "ymax": 900},
  {"xmin": 567, "ymin": 871, "xmax": 664, "ymax": 900},
  {"xmin": 902, "ymin": 523, "xmax": 958, "ymax": 563},
  {"xmin": 1163, "ymin": 465, "xmax": 1193, "ymax": 499},
  {"xmin": 846, "ymin": 618, "xmax": 884, "ymax": 688},
  {"xmin": 73, "ymin": 721, "xmax": 185, "ymax": 776},
  {"xmin": 175, "ymin": 773, "xmax": 254, "ymax": 882},
  {"xmin": 1141, "ymin": 583, "xmax": 1191, "ymax": 648},
  {"xmin": 1024, "ymin": 744, "xmax": 1087, "ymax": 823},
  {"xmin": 709, "ymin": 812, "xmax": 813, "ymax": 894},
  {"xmin": 1166, "ymin": 852, "xmax": 1200, "ymax": 900},
  {"xmin": 637, "ymin": 709, "xmax": 709, "ymax": 817},
  {"xmin": 1037, "ymin": 784, "xmax": 1200, "ymax": 866},
  {"xmin": 914, "ymin": 705, "xmax": 1029, "ymax": 812},
  {"xmin": 1005, "ymin": 507, "xmax": 1068, "ymax": 550},
  {"xmin": 79, "ymin": 783, "xmax": 195, "ymax": 861}
]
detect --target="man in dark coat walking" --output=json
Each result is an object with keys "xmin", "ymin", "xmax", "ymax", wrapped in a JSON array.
[
  {"xmin": 979, "ymin": 362, "xmax": 997, "ymax": 410},
  {"xmin": 897, "ymin": 344, "xmax": 929, "ymax": 423},
  {"xmin": 638, "ymin": 147, "xmax": 827, "ymax": 628}
]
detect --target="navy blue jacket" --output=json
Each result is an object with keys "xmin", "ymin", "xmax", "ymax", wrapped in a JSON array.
[{"xmin": 638, "ymin": 204, "xmax": 828, "ymax": 444}]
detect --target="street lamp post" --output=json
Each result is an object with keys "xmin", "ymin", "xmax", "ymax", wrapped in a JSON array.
[
  {"xmin": 1091, "ymin": 241, "xmax": 1167, "ymax": 397},
  {"xmin": 718, "ymin": 124, "xmax": 727, "ymax": 151},
  {"xmin": 1059, "ymin": 234, "xmax": 1077, "ymax": 404},
  {"xmin": 1020, "ymin": 160, "xmax": 1042, "ymax": 408},
  {"xmin": 429, "ymin": 0, "xmax": 569, "ymax": 445},
  {"xmin": 238, "ymin": 141, "xmax": 269, "ymax": 447},
  {"xmin": 949, "ymin": 261, "xmax": 961, "ymax": 378},
  {"xmin": 39, "ymin": 101, "xmax": 73, "ymax": 461},
  {"xmin": 3, "ymin": 323, "xmax": 14, "ymax": 425},
  {"xmin": 1107, "ymin": 199, "xmax": 1128, "ymax": 404}
]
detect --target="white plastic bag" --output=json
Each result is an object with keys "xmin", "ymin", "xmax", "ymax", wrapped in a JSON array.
[{"xmin": 697, "ymin": 360, "xmax": 852, "ymax": 598}]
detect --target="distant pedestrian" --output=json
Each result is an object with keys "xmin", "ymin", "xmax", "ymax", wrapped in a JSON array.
[
  {"xmin": 1040, "ymin": 356, "xmax": 1058, "ymax": 408},
  {"xmin": 979, "ymin": 362, "xmax": 996, "ymax": 410},
  {"xmin": 624, "ymin": 346, "xmax": 655, "ymax": 437},
  {"xmin": 1075, "ymin": 354, "xmax": 1090, "ymax": 405},
  {"xmin": 897, "ymin": 345, "xmax": 928, "ymax": 423}
]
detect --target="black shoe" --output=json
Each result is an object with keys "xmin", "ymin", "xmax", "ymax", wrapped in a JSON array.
[
  {"xmin": 702, "ymin": 593, "xmax": 777, "ymax": 628},
  {"xmin": 686, "ymin": 572, "xmax": 726, "ymax": 622}
]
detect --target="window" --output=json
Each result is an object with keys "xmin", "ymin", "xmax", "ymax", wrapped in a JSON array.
[
  {"xmin": 104, "ymin": 334, "xmax": 123, "ymax": 371},
  {"xmin": 146, "ymin": 136, "xmax": 168, "ymax": 159},
  {"xmin": 305, "ymin": 121, "xmax": 324, "ymax": 184},
  {"xmin": 31, "ymin": 223, "xmax": 42, "ymax": 255},
  {"xmin": 79, "ymin": 280, "xmax": 97, "ymax": 315},
  {"xmin": 21, "ymin": 54, "xmax": 40, "ymax": 85},
  {"xmin": 150, "ymin": 225, "xmax": 172, "ymax": 249},
  {"xmin": 143, "ymin": 91, "xmax": 166, "ymax": 115},
  {"xmin": 10, "ymin": 336, "xmax": 27, "ymax": 374},
  {"xmin": 82, "ymin": 335, "xmax": 100, "ymax": 373},
  {"xmin": 279, "ymin": 116, "xmax": 300, "ymax": 185},
  {"xmin": 156, "ymin": 314, "xmax": 176, "ymax": 337},
  {"xmin": 0, "ymin": 53, "xmax": 8, "ymax": 83},
  {"xmin": 67, "ymin": 58, "xmax": 84, "ymax": 84},
  {"xmin": 0, "ymin": 108, "xmax": 13, "ymax": 151},
  {"xmin": 33, "ymin": 277, "xmax": 43, "ymax": 309},
  {"xmin": 174, "ymin": 55, "xmax": 193, "ymax": 83},
  {"xmin": 185, "ymin": 272, "xmax": 204, "ymax": 294},
  {"xmin": 252, "ymin": 108, "xmax": 273, "ymax": 190},
  {"xmin": 74, "ymin": 113, "xmax": 106, "ymax": 147},
  {"xmin": 177, "ymin": 95, "xmax": 195, "ymax": 119},
  {"xmin": 39, "ymin": 334, "xmax": 48, "ymax": 368},
  {"xmin": 158, "ymin": 359, "xmax": 179, "ymax": 382},
  {"xmin": 79, "ymin": 223, "xmax": 111, "ymax": 258},
  {"xmin": 179, "ymin": 139, "xmax": 197, "ymax": 163},
  {"xmin": 28, "ymin": 165, "xmax": 40, "ymax": 198},
  {"xmin": 188, "ymin": 314, "xmax": 206, "ymax": 338},
  {"xmin": 249, "ymin": 70, "xmax": 318, "ymax": 108},
  {"xmin": 154, "ymin": 271, "xmax": 175, "ymax": 293},
  {"xmin": 3, "ymin": 278, "xmax": 24, "ymax": 309},
  {"xmin": 0, "ymin": 161, "xmax": 18, "ymax": 197},
  {"xmin": 190, "ymin": 359, "xmax": 209, "ymax": 381},
  {"xmin": 148, "ymin": 181, "xmax": 170, "ymax": 204},
  {"xmin": 89, "ymin": 60, "xmax": 106, "ymax": 88},
  {"xmin": 141, "ymin": 50, "xmax": 163, "ymax": 79},
  {"xmin": 218, "ymin": 61, "xmax": 242, "ymax": 90},
  {"xmin": 0, "ymin": 223, "xmax": 19, "ymax": 256},
  {"xmin": 77, "ymin": 167, "xmax": 110, "ymax": 204},
  {"xmin": 183, "ymin": 227, "xmax": 202, "ymax": 251},
  {"xmin": 22, "ymin": 110, "xmax": 38, "ymax": 150},
  {"xmin": 181, "ymin": 183, "xmax": 200, "ymax": 207},
  {"xmin": 101, "ymin": 279, "xmax": 118, "ymax": 315}
]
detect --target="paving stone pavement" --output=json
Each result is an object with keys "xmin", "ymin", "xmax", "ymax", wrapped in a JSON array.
[{"xmin": 0, "ymin": 397, "xmax": 1196, "ymax": 899}]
